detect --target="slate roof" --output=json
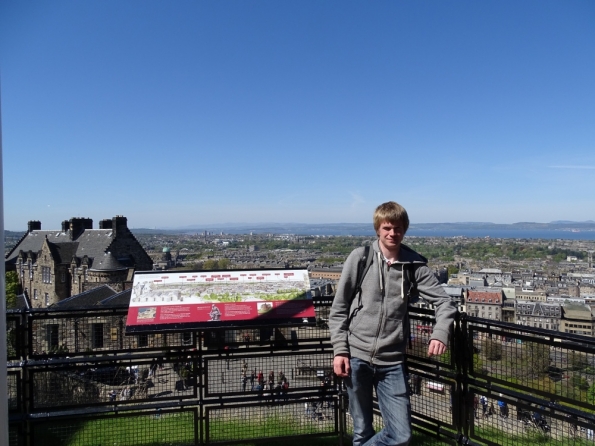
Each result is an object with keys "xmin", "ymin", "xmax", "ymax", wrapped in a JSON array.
[
  {"xmin": 516, "ymin": 301, "xmax": 561, "ymax": 317},
  {"xmin": 478, "ymin": 268, "xmax": 502, "ymax": 274},
  {"xmin": 442, "ymin": 285, "xmax": 464, "ymax": 298},
  {"xmin": 8, "ymin": 294, "xmax": 31, "ymax": 311},
  {"xmin": 99, "ymin": 289, "xmax": 132, "ymax": 308},
  {"xmin": 90, "ymin": 252, "xmax": 127, "ymax": 271},
  {"xmin": 51, "ymin": 285, "xmax": 118, "ymax": 309},
  {"xmin": 5, "ymin": 229, "xmax": 117, "ymax": 269}
]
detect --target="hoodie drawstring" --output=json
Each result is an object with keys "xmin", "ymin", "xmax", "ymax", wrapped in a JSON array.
[{"xmin": 377, "ymin": 251, "xmax": 384, "ymax": 295}]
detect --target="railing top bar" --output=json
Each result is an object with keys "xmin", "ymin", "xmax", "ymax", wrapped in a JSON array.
[
  {"xmin": 27, "ymin": 307, "xmax": 129, "ymax": 316},
  {"xmin": 9, "ymin": 306, "xmax": 336, "ymax": 316},
  {"xmin": 25, "ymin": 400, "xmax": 197, "ymax": 419},
  {"xmin": 23, "ymin": 344, "xmax": 334, "ymax": 366},
  {"xmin": 464, "ymin": 315, "xmax": 521, "ymax": 330},
  {"xmin": 465, "ymin": 314, "xmax": 595, "ymax": 346}
]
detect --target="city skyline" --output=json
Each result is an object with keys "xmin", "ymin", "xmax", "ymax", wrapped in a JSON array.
[{"xmin": 1, "ymin": 1, "xmax": 594, "ymax": 231}]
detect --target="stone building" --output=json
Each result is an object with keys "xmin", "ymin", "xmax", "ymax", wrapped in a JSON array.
[
  {"xmin": 309, "ymin": 267, "xmax": 342, "ymax": 280},
  {"xmin": 515, "ymin": 301, "xmax": 561, "ymax": 331},
  {"xmin": 560, "ymin": 304, "xmax": 595, "ymax": 337},
  {"xmin": 515, "ymin": 286, "xmax": 547, "ymax": 302},
  {"xmin": 466, "ymin": 289, "xmax": 502, "ymax": 321},
  {"xmin": 5, "ymin": 216, "xmax": 153, "ymax": 308}
]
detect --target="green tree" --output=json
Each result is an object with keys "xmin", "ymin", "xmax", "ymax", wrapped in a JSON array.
[
  {"xmin": 587, "ymin": 382, "xmax": 595, "ymax": 404},
  {"xmin": 568, "ymin": 351, "xmax": 588, "ymax": 371},
  {"xmin": 203, "ymin": 260, "xmax": 218, "ymax": 270},
  {"xmin": 6, "ymin": 271, "xmax": 19, "ymax": 309},
  {"xmin": 482, "ymin": 338, "xmax": 502, "ymax": 361},
  {"xmin": 571, "ymin": 373, "xmax": 589, "ymax": 391},
  {"xmin": 218, "ymin": 258, "xmax": 230, "ymax": 270},
  {"xmin": 526, "ymin": 341, "xmax": 550, "ymax": 376},
  {"xmin": 447, "ymin": 264, "xmax": 459, "ymax": 277}
]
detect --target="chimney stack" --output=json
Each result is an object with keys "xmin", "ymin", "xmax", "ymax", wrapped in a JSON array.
[
  {"xmin": 27, "ymin": 221, "xmax": 41, "ymax": 233},
  {"xmin": 99, "ymin": 219, "xmax": 113, "ymax": 229},
  {"xmin": 112, "ymin": 215, "xmax": 128, "ymax": 236},
  {"xmin": 68, "ymin": 217, "xmax": 93, "ymax": 240}
]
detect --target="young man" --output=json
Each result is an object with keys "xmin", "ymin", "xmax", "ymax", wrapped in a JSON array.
[{"xmin": 329, "ymin": 201, "xmax": 457, "ymax": 446}]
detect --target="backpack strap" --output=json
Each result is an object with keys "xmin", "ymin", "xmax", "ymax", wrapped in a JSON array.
[
  {"xmin": 405, "ymin": 263, "xmax": 419, "ymax": 349},
  {"xmin": 405, "ymin": 263, "xmax": 419, "ymax": 300},
  {"xmin": 347, "ymin": 245, "xmax": 373, "ymax": 324}
]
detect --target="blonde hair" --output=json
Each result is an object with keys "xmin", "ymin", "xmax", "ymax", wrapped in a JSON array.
[{"xmin": 373, "ymin": 201, "xmax": 409, "ymax": 233}]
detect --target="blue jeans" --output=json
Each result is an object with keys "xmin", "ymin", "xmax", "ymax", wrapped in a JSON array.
[{"xmin": 345, "ymin": 358, "xmax": 411, "ymax": 446}]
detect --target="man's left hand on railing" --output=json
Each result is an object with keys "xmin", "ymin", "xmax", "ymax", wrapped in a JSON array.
[{"xmin": 427, "ymin": 339, "xmax": 447, "ymax": 357}]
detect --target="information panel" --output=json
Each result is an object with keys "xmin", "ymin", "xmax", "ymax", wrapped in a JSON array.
[{"xmin": 125, "ymin": 269, "xmax": 316, "ymax": 334}]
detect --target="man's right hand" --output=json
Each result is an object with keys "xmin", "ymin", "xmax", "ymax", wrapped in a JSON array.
[{"xmin": 333, "ymin": 354, "xmax": 350, "ymax": 378}]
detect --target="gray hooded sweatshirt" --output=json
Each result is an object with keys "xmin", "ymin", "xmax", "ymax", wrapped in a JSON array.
[{"xmin": 329, "ymin": 240, "xmax": 457, "ymax": 366}]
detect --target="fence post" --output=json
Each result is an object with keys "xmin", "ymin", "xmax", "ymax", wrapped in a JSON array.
[
  {"xmin": 457, "ymin": 313, "xmax": 471, "ymax": 443},
  {"xmin": 337, "ymin": 378, "xmax": 346, "ymax": 446}
]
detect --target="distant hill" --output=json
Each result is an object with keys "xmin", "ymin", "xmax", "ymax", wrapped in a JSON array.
[
  {"xmin": 131, "ymin": 221, "xmax": 595, "ymax": 236},
  {"xmin": 6, "ymin": 230, "xmax": 25, "ymax": 238}
]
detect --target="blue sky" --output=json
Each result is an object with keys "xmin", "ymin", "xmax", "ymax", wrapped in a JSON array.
[{"xmin": 1, "ymin": 1, "xmax": 594, "ymax": 231}]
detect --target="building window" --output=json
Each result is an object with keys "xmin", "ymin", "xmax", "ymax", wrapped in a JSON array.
[
  {"xmin": 44, "ymin": 293, "xmax": 49, "ymax": 307},
  {"xmin": 46, "ymin": 324, "xmax": 59, "ymax": 351},
  {"xmin": 92, "ymin": 323, "xmax": 104, "ymax": 349},
  {"xmin": 33, "ymin": 289, "xmax": 38, "ymax": 300},
  {"xmin": 182, "ymin": 332, "xmax": 193, "ymax": 345},
  {"xmin": 61, "ymin": 271, "xmax": 66, "ymax": 283},
  {"xmin": 138, "ymin": 334, "xmax": 148, "ymax": 348},
  {"xmin": 42, "ymin": 267, "xmax": 51, "ymax": 284}
]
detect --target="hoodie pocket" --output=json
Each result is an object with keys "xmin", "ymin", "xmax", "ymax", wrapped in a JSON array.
[
  {"xmin": 348, "ymin": 303, "xmax": 365, "ymax": 333},
  {"xmin": 383, "ymin": 317, "xmax": 404, "ymax": 345}
]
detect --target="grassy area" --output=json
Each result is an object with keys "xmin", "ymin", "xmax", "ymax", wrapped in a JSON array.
[
  {"xmin": 36, "ymin": 410, "xmax": 595, "ymax": 446},
  {"xmin": 32, "ymin": 411, "xmax": 452, "ymax": 446},
  {"xmin": 208, "ymin": 412, "xmax": 332, "ymax": 442},
  {"xmin": 475, "ymin": 425, "xmax": 594, "ymax": 446},
  {"xmin": 35, "ymin": 413, "xmax": 196, "ymax": 446}
]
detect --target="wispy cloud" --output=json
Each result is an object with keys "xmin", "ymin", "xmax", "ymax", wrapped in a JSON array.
[
  {"xmin": 276, "ymin": 193, "xmax": 303, "ymax": 207},
  {"xmin": 549, "ymin": 165, "xmax": 595, "ymax": 170},
  {"xmin": 349, "ymin": 192, "xmax": 365, "ymax": 210}
]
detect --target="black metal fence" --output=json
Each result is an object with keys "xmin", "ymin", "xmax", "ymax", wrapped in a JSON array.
[{"xmin": 6, "ymin": 303, "xmax": 595, "ymax": 445}]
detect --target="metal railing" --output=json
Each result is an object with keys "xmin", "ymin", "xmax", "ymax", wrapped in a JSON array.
[{"xmin": 6, "ymin": 304, "xmax": 595, "ymax": 445}]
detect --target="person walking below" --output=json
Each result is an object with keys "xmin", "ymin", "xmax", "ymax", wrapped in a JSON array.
[
  {"xmin": 480, "ymin": 395, "xmax": 488, "ymax": 418},
  {"xmin": 330, "ymin": 201, "xmax": 457, "ymax": 446},
  {"xmin": 473, "ymin": 395, "xmax": 479, "ymax": 419},
  {"xmin": 497, "ymin": 395, "xmax": 508, "ymax": 418}
]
